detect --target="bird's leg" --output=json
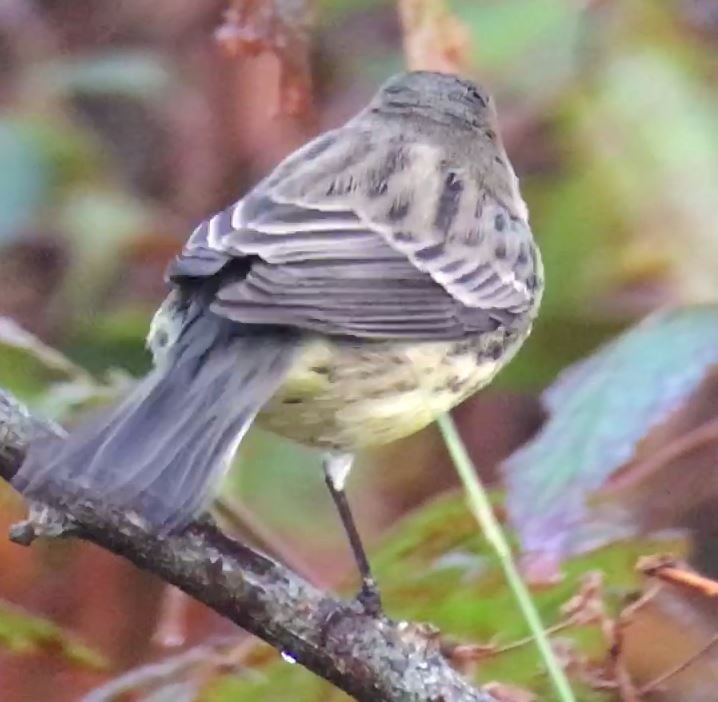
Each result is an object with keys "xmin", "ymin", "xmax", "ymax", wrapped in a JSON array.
[{"xmin": 322, "ymin": 453, "xmax": 383, "ymax": 616}]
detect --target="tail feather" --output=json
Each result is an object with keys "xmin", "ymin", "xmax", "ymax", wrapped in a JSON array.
[{"xmin": 13, "ymin": 317, "xmax": 298, "ymax": 532}]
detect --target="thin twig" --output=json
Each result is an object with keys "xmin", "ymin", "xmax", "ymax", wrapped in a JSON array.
[
  {"xmin": 606, "ymin": 415, "xmax": 718, "ymax": 492},
  {"xmin": 638, "ymin": 555, "xmax": 718, "ymax": 597},
  {"xmin": 444, "ymin": 620, "xmax": 575, "ymax": 667},
  {"xmin": 607, "ymin": 616, "xmax": 640, "ymax": 702},
  {"xmin": 214, "ymin": 496, "xmax": 316, "ymax": 580},
  {"xmin": 152, "ymin": 585, "xmax": 191, "ymax": 648},
  {"xmin": 601, "ymin": 587, "xmax": 659, "ymax": 701},
  {"xmin": 638, "ymin": 633, "xmax": 718, "ymax": 696},
  {"xmin": 81, "ymin": 638, "xmax": 240, "ymax": 702},
  {"xmin": 437, "ymin": 414, "xmax": 577, "ymax": 702},
  {"xmin": 493, "ymin": 621, "xmax": 575, "ymax": 657}
]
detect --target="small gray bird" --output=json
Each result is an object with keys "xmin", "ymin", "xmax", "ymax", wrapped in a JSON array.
[{"xmin": 14, "ymin": 71, "xmax": 543, "ymax": 612}]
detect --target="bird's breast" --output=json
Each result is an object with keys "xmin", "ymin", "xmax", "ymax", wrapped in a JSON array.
[{"xmin": 256, "ymin": 327, "xmax": 528, "ymax": 450}]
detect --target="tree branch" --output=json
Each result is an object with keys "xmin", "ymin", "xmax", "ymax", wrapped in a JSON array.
[{"xmin": 0, "ymin": 388, "xmax": 497, "ymax": 702}]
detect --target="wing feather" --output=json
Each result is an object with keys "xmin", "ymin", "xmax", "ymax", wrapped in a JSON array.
[{"xmin": 169, "ymin": 128, "xmax": 542, "ymax": 340}]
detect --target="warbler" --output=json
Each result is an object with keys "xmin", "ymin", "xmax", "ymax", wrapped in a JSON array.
[{"xmin": 14, "ymin": 71, "xmax": 543, "ymax": 612}]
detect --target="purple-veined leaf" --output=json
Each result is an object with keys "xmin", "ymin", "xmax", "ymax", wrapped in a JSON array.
[{"xmin": 505, "ymin": 305, "xmax": 718, "ymax": 572}]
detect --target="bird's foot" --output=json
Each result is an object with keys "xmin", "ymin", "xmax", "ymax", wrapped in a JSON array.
[
  {"xmin": 355, "ymin": 577, "xmax": 383, "ymax": 617},
  {"xmin": 318, "ymin": 579, "xmax": 385, "ymax": 647}
]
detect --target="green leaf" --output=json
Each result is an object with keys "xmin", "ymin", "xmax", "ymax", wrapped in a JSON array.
[
  {"xmin": 576, "ymin": 48, "xmax": 718, "ymax": 302},
  {"xmin": 505, "ymin": 305, "xmax": 718, "ymax": 562},
  {"xmin": 451, "ymin": 0, "xmax": 580, "ymax": 93},
  {"xmin": 0, "ymin": 317, "xmax": 114, "ymax": 422},
  {"xmin": 317, "ymin": 0, "xmax": 385, "ymax": 20},
  {"xmin": 0, "ymin": 317, "xmax": 92, "ymax": 401},
  {"xmin": 58, "ymin": 187, "xmax": 155, "ymax": 318},
  {"xmin": 64, "ymin": 305, "xmax": 152, "ymax": 378},
  {"xmin": 30, "ymin": 51, "xmax": 172, "ymax": 100},
  {"xmin": 0, "ymin": 120, "xmax": 51, "ymax": 241},
  {"xmin": 0, "ymin": 599, "xmax": 108, "ymax": 670}
]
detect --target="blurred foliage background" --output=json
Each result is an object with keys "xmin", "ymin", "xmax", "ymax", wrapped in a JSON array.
[{"xmin": 1, "ymin": 1, "xmax": 718, "ymax": 700}]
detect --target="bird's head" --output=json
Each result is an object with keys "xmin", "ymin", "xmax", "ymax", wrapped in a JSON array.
[{"xmin": 368, "ymin": 71, "xmax": 496, "ymax": 130}]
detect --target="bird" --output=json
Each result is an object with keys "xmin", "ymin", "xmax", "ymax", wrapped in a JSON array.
[{"xmin": 13, "ymin": 71, "xmax": 543, "ymax": 614}]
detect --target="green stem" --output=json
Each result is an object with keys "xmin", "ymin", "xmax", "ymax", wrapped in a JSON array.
[{"xmin": 437, "ymin": 413, "xmax": 576, "ymax": 702}]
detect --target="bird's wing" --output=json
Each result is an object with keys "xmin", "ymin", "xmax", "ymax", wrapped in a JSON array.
[{"xmin": 169, "ymin": 128, "xmax": 541, "ymax": 340}]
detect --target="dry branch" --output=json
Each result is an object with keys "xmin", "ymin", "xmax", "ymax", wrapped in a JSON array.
[{"xmin": 0, "ymin": 388, "xmax": 497, "ymax": 702}]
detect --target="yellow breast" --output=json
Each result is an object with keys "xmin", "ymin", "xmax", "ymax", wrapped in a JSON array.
[{"xmin": 256, "ymin": 330, "xmax": 526, "ymax": 451}]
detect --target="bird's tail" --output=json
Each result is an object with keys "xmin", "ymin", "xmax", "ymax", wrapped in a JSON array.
[{"xmin": 12, "ymin": 313, "xmax": 298, "ymax": 532}]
